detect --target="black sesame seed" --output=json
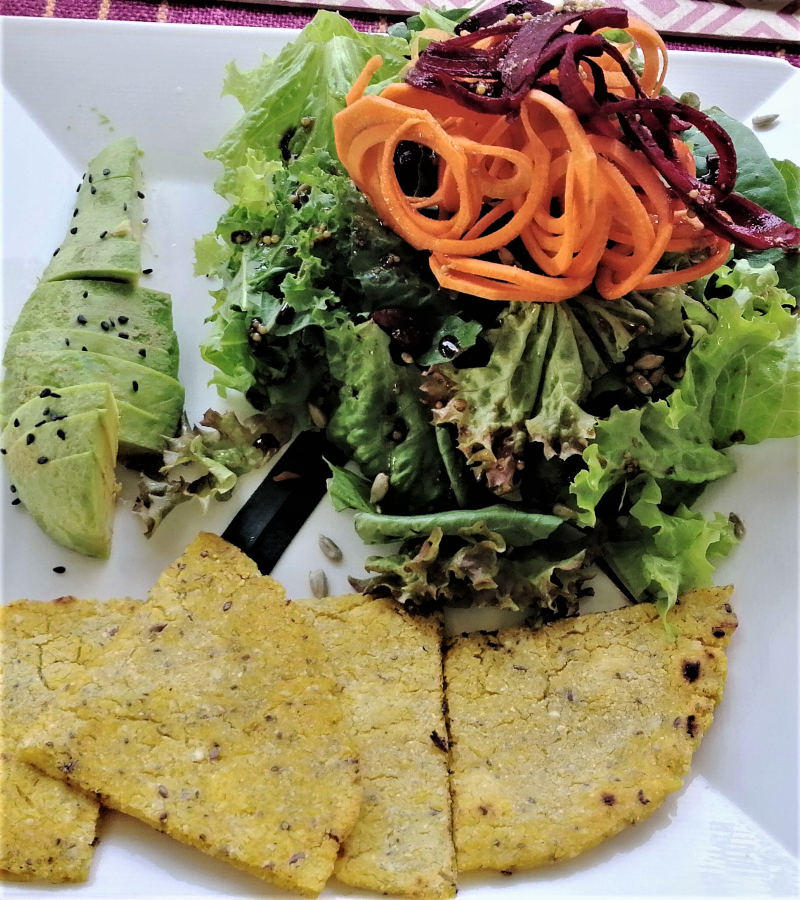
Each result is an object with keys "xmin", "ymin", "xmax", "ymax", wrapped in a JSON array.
[
  {"xmin": 142, "ymin": 268, "xmax": 153, "ymax": 275},
  {"xmin": 123, "ymin": 202, "xmax": 128, "ymax": 212},
  {"xmin": 13, "ymin": 419, "xmax": 19, "ymax": 428},
  {"xmin": 99, "ymin": 231, "xmax": 108, "ymax": 239},
  {"xmin": 53, "ymin": 248, "xmax": 60, "ymax": 256},
  {"xmin": 102, "ymin": 168, "xmax": 110, "ymax": 176},
  {"xmin": 76, "ymin": 184, "xmax": 81, "ymax": 192},
  {"xmin": 26, "ymin": 434, "xmax": 35, "ymax": 445},
  {"xmin": 53, "ymin": 566, "xmax": 66, "ymax": 574},
  {"xmin": 43, "ymin": 408, "xmax": 50, "ymax": 416},
  {"xmin": 142, "ymin": 217, "xmax": 149, "ymax": 224},
  {"xmin": 10, "ymin": 485, "xmax": 16, "ymax": 493},
  {"xmin": 50, "ymin": 393, "xmax": 61, "ymax": 399},
  {"xmin": 108, "ymin": 318, "xmax": 115, "ymax": 327},
  {"xmin": 131, "ymin": 380, "xmax": 139, "ymax": 392},
  {"xmin": 65, "ymin": 338, "xmax": 70, "ymax": 346},
  {"xmin": 82, "ymin": 347, "xmax": 88, "ymax": 351},
  {"xmin": 137, "ymin": 191, "xmax": 145, "ymax": 199},
  {"xmin": 37, "ymin": 456, "xmax": 48, "ymax": 465},
  {"xmin": 88, "ymin": 174, "xmax": 93, "ymax": 183},
  {"xmin": 51, "ymin": 414, "xmax": 66, "ymax": 421},
  {"xmin": 70, "ymin": 227, "xmax": 78, "ymax": 235},
  {"xmin": 57, "ymin": 429, "xmax": 66, "ymax": 440},
  {"xmin": 82, "ymin": 291, "xmax": 89, "ymax": 298},
  {"xmin": 138, "ymin": 349, "xmax": 146, "ymax": 358},
  {"xmin": 34, "ymin": 420, "xmax": 46, "ymax": 428},
  {"xmin": 73, "ymin": 208, "xmax": 79, "ymax": 217},
  {"xmin": 118, "ymin": 315, "xmax": 129, "ymax": 324},
  {"xmin": 118, "ymin": 333, "xmax": 129, "ymax": 340},
  {"xmin": 11, "ymin": 498, "xmax": 20, "ymax": 506},
  {"xmin": 90, "ymin": 185, "xmax": 97, "ymax": 194},
  {"xmin": 40, "ymin": 388, "xmax": 52, "ymax": 398},
  {"xmin": 0, "ymin": 449, "xmax": 5, "ymax": 455},
  {"xmin": 100, "ymin": 320, "xmax": 110, "ymax": 331},
  {"xmin": 77, "ymin": 315, "xmax": 87, "ymax": 325}
]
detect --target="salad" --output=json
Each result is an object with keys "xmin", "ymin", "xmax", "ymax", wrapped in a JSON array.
[{"xmin": 145, "ymin": 1, "xmax": 800, "ymax": 628}]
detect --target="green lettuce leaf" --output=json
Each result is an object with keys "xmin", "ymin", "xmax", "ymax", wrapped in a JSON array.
[
  {"xmin": 708, "ymin": 259, "xmax": 800, "ymax": 444},
  {"xmin": 688, "ymin": 107, "xmax": 796, "ymax": 226},
  {"xmin": 326, "ymin": 319, "xmax": 447, "ymax": 512},
  {"xmin": 605, "ymin": 477, "xmax": 739, "ymax": 629},
  {"xmin": 327, "ymin": 463, "xmax": 375, "ymax": 513},
  {"xmin": 209, "ymin": 12, "xmax": 408, "ymax": 196},
  {"xmin": 353, "ymin": 520, "xmax": 591, "ymax": 614},
  {"xmin": 353, "ymin": 505, "xmax": 563, "ymax": 546},
  {"xmin": 132, "ymin": 409, "xmax": 293, "ymax": 535}
]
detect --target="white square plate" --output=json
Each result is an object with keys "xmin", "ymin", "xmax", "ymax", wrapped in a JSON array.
[{"xmin": 2, "ymin": 16, "xmax": 799, "ymax": 898}]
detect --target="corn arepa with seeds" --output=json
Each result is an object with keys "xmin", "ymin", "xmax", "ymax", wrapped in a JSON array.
[
  {"xmin": 1, "ymin": 595, "xmax": 139, "ymax": 883},
  {"xmin": 18, "ymin": 533, "xmax": 362, "ymax": 896},
  {"xmin": 299, "ymin": 594, "xmax": 456, "ymax": 900},
  {"xmin": 445, "ymin": 587, "xmax": 737, "ymax": 872}
]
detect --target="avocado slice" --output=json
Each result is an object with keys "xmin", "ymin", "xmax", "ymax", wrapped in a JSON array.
[
  {"xmin": 83, "ymin": 136, "xmax": 141, "ymax": 184},
  {"xmin": 42, "ymin": 240, "xmax": 142, "ymax": 283},
  {"xmin": 2, "ymin": 351, "xmax": 184, "ymax": 454},
  {"xmin": 2, "ymin": 386, "xmax": 119, "ymax": 558},
  {"xmin": 62, "ymin": 177, "xmax": 143, "ymax": 247},
  {"xmin": 5, "ymin": 330, "xmax": 177, "ymax": 378},
  {"xmin": 7, "ymin": 448, "xmax": 119, "ymax": 558},
  {"xmin": 1, "ymin": 383, "xmax": 116, "ymax": 452},
  {"xmin": 12, "ymin": 280, "xmax": 176, "ymax": 355},
  {"xmin": 5, "ymin": 410, "xmax": 116, "ymax": 468}
]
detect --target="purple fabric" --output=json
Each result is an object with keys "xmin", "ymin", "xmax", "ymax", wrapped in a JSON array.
[{"xmin": 1, "ymin": 0, "xmax": 797, "ymax": 67}]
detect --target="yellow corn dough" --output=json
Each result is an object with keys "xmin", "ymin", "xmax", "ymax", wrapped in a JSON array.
[
  {"xmin": 1, "ymin": 595, "xmax": 139, "ymax": 883},
  {"xmin": 445, "ymin": 587, "xmax": 737, "ymax": 872},
  {"xmin": 18, "ymin": 533, "xmax": 362, "ymax": 896},
  {"xmin": 300, "ymin": 595, "xmax": 456, "ymax": 899}
]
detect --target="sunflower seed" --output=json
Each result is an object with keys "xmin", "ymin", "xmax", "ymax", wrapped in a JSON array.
[
  {"xmin": 370, "ymin": 472, "xmax": 390, "ymax": 504},
  {"xmin": 307, "ymin": 403, "xmax": 327, "ymax": 428},
  {"xmin": 318, "ymin": 534, "xmax": 342, "ymax": 562},
  {"xmin": 633, "ymin": 353, "xmax": 664, "ymax": 371},
  {"xmin": 752, "ymin": 114, "xmax": 779, "ymax": 130},
  {"xmin": 309, "ymin": 569, "xmax": 329, "ymax": 599}
]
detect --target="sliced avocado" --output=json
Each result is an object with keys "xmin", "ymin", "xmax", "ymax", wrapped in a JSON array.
[
  {"xmin": 2, "ymin": 352, "xmax": 184, "ymax": 453},
  {"xmin": 64, "ymin": 177, "xmax": 143, "ymax": 247},
  {"xmin": 12, "ymin": 280, "xmax": 176, "ymax": 354},
  {"xmin": 83, "ymin": 137, "xmax": 141, "ymax": 184},
  {"xmin": 8, "ymin": 448, "xmax": 119, "ymax": 558},
  {"xmin": 114, "ymin": 400, "xmax": 175, "ymax": 456},
  {"xmin": 1, "ymin": 383, "xmax": 116, "ymax": 455},
  {"xmin": 42, "ymin": 239, "xmax": 142, "ymax": 283},
  {"xmin": 2, "ymin": 387, "xmax": 119, "ymax": 558},
  {"xmin": 5, "ymin": 410, "xmax": 116, "ymax": 468},
  {"xmin": 5, "ymin": 330, "xmax": 177, "ymax": 378}
]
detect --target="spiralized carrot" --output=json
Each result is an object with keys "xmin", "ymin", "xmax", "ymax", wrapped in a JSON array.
[{"xmin": 333, "ymin": 25, "xmax": 730, "ymax": 305}]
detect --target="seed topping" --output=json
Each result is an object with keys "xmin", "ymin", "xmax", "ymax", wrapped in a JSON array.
[
  {"xmin": 132, "ymin": 380, "xmax": 139, "ymax": 392},
  {"xmin": 118, "ymin": 315, "xmax": 129, "ymax": 324},
  {"xmin": 53, "ymin": 566, "xmax": 66, "ymax": 574},
  {"xmin": 142, "ymin": 268, "xmax": 153, "ymax": 275},
  {"xmin": 26, "ymin": 434, "xmax": 35, "ymax": 445},
  {"xmin": 77, "ymin": 315, "xmax": 87, "ymax": 325},
  {"xmin": 57, "ymin": 429, "xmax": 66, "ymax": 440},
  {"xmin": 37, "ymin": 456, "xmax": 48, "ymax": 465}
]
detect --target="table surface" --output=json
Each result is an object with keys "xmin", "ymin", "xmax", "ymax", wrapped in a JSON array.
[{"xmin": 2, "ymin": 0, "xmax": 799, "ymax": 68}]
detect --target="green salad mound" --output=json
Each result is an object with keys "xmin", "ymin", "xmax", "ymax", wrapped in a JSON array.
[{"xmin": 177, "ymin": 11, "xmax": 799, "ymax": 625}]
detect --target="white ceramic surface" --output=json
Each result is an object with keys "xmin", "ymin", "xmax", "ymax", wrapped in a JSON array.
[{"xmin": 1, "ymin": 17, "xmax": 799, "ymax": 898}]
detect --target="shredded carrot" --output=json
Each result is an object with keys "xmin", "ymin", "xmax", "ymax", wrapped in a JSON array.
[{"xmin": 333, "ymin": 37, "xmax": 726, "ymax": 305}]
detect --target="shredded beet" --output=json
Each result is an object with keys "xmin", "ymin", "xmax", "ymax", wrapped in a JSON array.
[{"xmin": 405, "ymin": 0, "xmax": 800, "ymax": 252}]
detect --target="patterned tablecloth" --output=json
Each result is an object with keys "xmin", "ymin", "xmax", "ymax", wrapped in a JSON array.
[{"xmin": 2, "ymin": 0, "xmax": 799, "ymax": 66}]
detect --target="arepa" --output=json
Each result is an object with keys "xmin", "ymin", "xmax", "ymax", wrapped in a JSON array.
[
  {"xmin": 300, "ymin": 594, "xmax": 456, "ymax": 899},
  {"xmin": 1, "ymin": 595, "xmax": 139, "ymax": 882},
  {"xmin": 19, "ymin": 533, "xmax": 362, "ymax": 896},
  {"xmin": 445, "ymin": 587, "xmax": 737, "ymax": 872}
]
